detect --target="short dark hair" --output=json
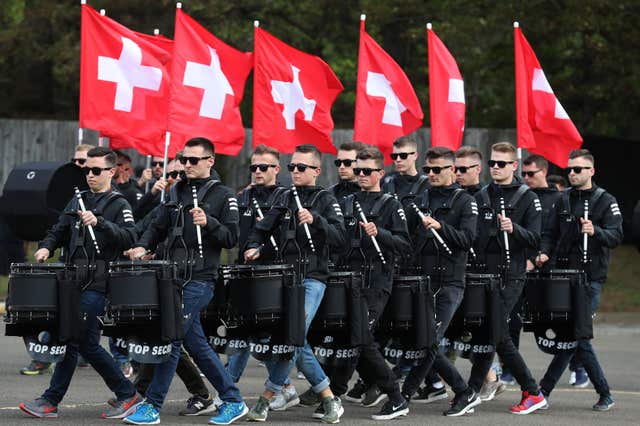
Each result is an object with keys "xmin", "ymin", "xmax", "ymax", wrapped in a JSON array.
[
  {"xmin": 114, "ymin": 150, "xmax": 132, "ymax": 164},
  {"xmin": 547, "ymin": 174, "xmax": 568, "ymax": 189},
  {"xmin": 185, "ymin": 137, "xmax": 215, "ymax": 156},
  {"xmin": 338, "ymin": 141, "xmax": 365, "ymax": 153},
  {"xmin": 455, "ymin": 146, "xmax": 482, "ymax": 161},
  {"xmin": 426, "ymin": 147, "xmax": 455, "ymax": 163},
  {"xmin": 174, "ymin": 150, "xmax": 183, "ymax": 159},
  {"xmin": 252, "ymin": 144, "xmax": 280, "ymax": 160},
  {"xmin": 295, "ymin": 144, "xmax": 322, "ymax": 163},
  {"xmin": 87, "ymin": 147, "xmax": 116, "ymax": 167},
  {"xmin": 491, "ymin": 142, "xmax": 517, "ymax": 159},
  {"xmin": 392, "ymin": 136, "xmax": 417, "ymax": 150},
  {"xmin": 523, "ymin": 154, "xmax": 549, "ymax": 170},
  {"xmin": 568, "ymin": 149, "xmax": 594, "ymax": 165},
  {"xmin": 356, "ymin": 146, "xmax": 384, "ymax": 169}
]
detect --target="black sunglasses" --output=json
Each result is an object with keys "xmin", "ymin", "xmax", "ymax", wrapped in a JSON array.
[
  {"xmin": 353, "ymin": 167, "xmax": 382, "ymax": 176},
  {"xmin": 287, "ymin": 163, "xmax": 318, "ymax": 172},
  {"xmin": 566, "ymin": 166, "xmax": 592, "ymax": 174},
  {"xmin": 250, "ymin": 164, "xmax": 278, "ymax": 173},
  {"xmin": 334, "ymin": 159, "xmax": 355, "ymax": 167},
  {"xmin": 83, "ymin": 167, "xmax": 113, "ymax": 176},
  {"xmin": 178, "ymin": 156, "xmax": 211, "ymax": 166},
  {"xmin": 522, "ymin": 169, "xmax": 542, "ymax": 178},
  {"xmin": 151, "ymin": 161, "xmax": 164, "ymax": 168},
  {"xmin": 488, "ymin": 160, "xmax": 515, "ymax": 168},
  {"xmin": 390, "ymin": 152, "xmax": 415, "ymax": 161},
  {"xmin": 71, "ymin": 158, "xmax": 86, "ymax": 165},
  {"xmin": 167, "ymin": 171, "xmax": 180, "ymax": 179},
  {"xmin": 423, "ymin": 165, "xmax": 452, "ymax": 175},
  {"xmin": 454, "ymin": 164, "xmax": 479, "ymax": 174}
]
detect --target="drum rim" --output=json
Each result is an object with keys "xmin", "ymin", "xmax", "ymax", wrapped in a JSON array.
[{"xmin": 219, "ymin": 263, "xmax": 295, "ymax": 271}]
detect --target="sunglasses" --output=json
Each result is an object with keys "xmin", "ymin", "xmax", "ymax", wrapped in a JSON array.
[
  {"xmin": 423, "ymin": 165, "xmax": 452, "ymax": 175},
  {"xmin": 334, "ymin": 159, "xmax": 355, "ymax": 167},
  {"xmin": 522, "ymin": 169, "xmax": 542, "ymax": 178},
  {"xmin": 71, "ymin": 158, "xmax": 86, "ymax": 165},
  {"xmin": 83, "ymin": 167, "xmax": 113, "ymax": 176},
  {"xmin": 287, "ymin": 163, "xmax": 318, "ymax": 172},
  {"xmin": 454, "ymin": 164, "xmax": 479, "ymax": 174},
  {"xmin": 151, "ymin": 161, "xmax": 164, "ymax": 168},
  {"xmin": 178, "ymin": 156, "xmax": 211, "ymax": 166},
  {"xmin": 353, "ymin": 167, "xmax": 382, "ymax": 176},
  {"xmin": 250, "ymin": 164, "xmax": 278, "ymax": 173},
  {"xmin": 566, "ymin": 166, "xmax": 592, "ymax": 174},
  {"xmin": 390, "ymin": 152, "xmax": 415, "ymax": 161},
  {"xmin": 488, "ymin": 160, "xmax": 515, "ymax": 168},
  {"xmin": 167, "ymin": 171, "xmax": 180, "ymax": 179}
]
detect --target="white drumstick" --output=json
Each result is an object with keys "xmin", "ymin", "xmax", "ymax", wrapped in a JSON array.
[
  {"xmin": 192, "ymin": 186, "xmax": 204, "ymax": 258},
  {"xmin": 291, "ymin": 186, "xmax": 316, "ymax": 253},
  {"xmin": 74, "ymin": 187, "xmax": 101, "ymax": 255},
  {"xmin": 355, "ymin": 201, "xmax": 386, "ymax": 265},
  {"xmin": 252, "ymin": 197, "xmax": 278, "ymax": 253},
  {"xmin": 583, "ymin": 200, "xmax": 589, "ymax": 264},
  {"xmin": 411, "ymin": 202, "xmax": 452, "ymax": 255},
  {"xmin": 500, "ymin": 197, "xmax": 510, "ymax": 264}
]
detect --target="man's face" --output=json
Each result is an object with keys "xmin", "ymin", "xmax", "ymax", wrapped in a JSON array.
[
  {"xmin": 489, "ymin": 151, "xmax": 517, "ymax": 184},
  {"xmin": 152, "ymin": 156, "xmax": 164, "ymax": 179},
  {"xmin": 391, "ymin": 145, "xmax": 418, "ymax": 174},
  {"xmin": 455, "ymin": 156, "xmax": 481, "ymax": 186},
  {"xmin": 290, "ymin": 152, "xmax": 320, "ymax": 187},
  {"xmin": 85, "ymin": 156, "xmax": 115, "ymax": 192},
  {"xmin": 425, "ymin": 157, "xmax": 455, "ymax": 187},
  {"xmin": 166, "ymin": 160, "xmax": 178, "ymax": 184},
  {"xmin": 567, "ymin": 157, "xmax": 595, "ymax": 189},
  {"xmin": 251, "ymin": 153, "xmax": 280, "ymax": 186},
  {"xmin": 522, "ymin": 163, "xmax": 547, "ymax": 188},
  {"xmin": 182, "ymin": 146, "xmax": 214, "ymax": 179},
  {"xmin": 336, "ymin": 149, "xmax": 358, "ymax": 181},
  {"xmin": 115, "ymin": 157, "xmax": 132, "ymax": 182},
  {"xmin": 73, "ymin": 150, "xmax": 88, "ymax": 168},
  {"xmin": 355, "ymin": 159, "xmax": 384, "ymax": 191}
]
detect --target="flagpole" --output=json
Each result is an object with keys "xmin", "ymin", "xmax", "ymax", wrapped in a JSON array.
[
  {"xmin": 96, "ymin": 9, "xmax": 107, "ymax": 148},
  {"xmin": 514, "ymin": 22, "xmax": 523, "ymax": 176},
  {"xmin": 360, "ymin": 13, "xmax": 366, "ymax": 31},
  {"xmin": 160, "ymin": 131, "xmax": 171, "ymax": 202},
  {"xmin": 79, "ymin": 0, "xmax": 87, "ymax": 146}
]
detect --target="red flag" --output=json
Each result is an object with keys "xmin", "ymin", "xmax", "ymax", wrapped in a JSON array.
[
  {"xmin": 79, "ymin": 5, "xmax": 171, "ymax": 152},
  {"xmin": 354, "ymin": 16, "xmax": 423, "ymax": 162},
  {"xmin": 168, "ymin": 8, "xmax": 253, "ymax": 156},
  {"xmin": 253, "ymin": 26, "xmax": 343, "ymax": 154},
  {"xmin": 427, "ymin": 24, "xmax": 465, "ymax": 150},
  {"xmin": 514, "ymin": 23, "xmax": 582, "ymax": 167}
]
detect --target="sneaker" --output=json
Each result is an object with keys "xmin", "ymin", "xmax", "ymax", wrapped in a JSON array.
[
  {"xmin": 123, "ymin": 402, "xmax": 160, "ymax": 425},
  {"xmin": 479, "ymin": 380, "xmax": 501, "ymax": 402},
  {"xmin": 299, "ymin": 387, "xmax": 322, "ymax": 406},
  {"xmin": 103, "ymin": 392, "xmax": 143, "ymax": 419},
  {"xmin": 247, "ymin": 396, "xmax": 270, "ymax": 422},
  {"xmin": 500, "ymin": 372, "xmax": 516, "ymax": 386},
  {"xmin": 208, "ymin": 401, "xmax": 248, "ymax": 425},
  {"xmin": 573, "ymin": 368, "xmax": 590, "ymax": 388},
  {"xmin": 412, "ymin": 384, "xmax": 448, "ymax": 404},
  {"xmin": 344, "ymin": 379, "xmax": 367, "ymax": 403},
  {"xmin": 371, "ymin": 398, "xmax": 409, "ymax": 420},
  {"xmin": 120, "ymin": 362, "xmax": 134, "ymax": 379},
  {"xmin": 312, "ymin": 402, "xmax": 325, "ymax": 419},
  {"xmin": 593, "ymin": 394, "xmax": 614, "ymax": 412},
  {"xmin": 19, "ymin": 397, "xmax": 58, "ymax": 418},
  {"xmin": 180, "ymin": 395, "xmax": 216, "ymax": 416},
  {"xmin": 213, "ymin": 394, "xmax": 224, "ymax": 410},
  {"xmin": 296, "ymin": 370, "xmax": 305, "ymax": 379},
  {"xmin": 569, "ymin": 370, "xmax": 577, "ymax": 385},
  {"xmin": 443, "ymin": 388, "xmax": 481, "ymax": 417},
  {"xmin": 269, "ymin": 385, "xmax": 300, "ymax": 411},
  {"xmin": 19, "ymin": 361, "xmax": 52, "ymax": 376},
  {"xmin": 510, "ymin": 391, "xmax": 547, "ymax": 415},
  {"xmin": 495, "ymin": 382, "xmax": 507, "ymax": 397},
  {"xmin": 320, "ymin": 396, "xmax": 344, "ymax": 424},
  {"xmin": 362, "ymin": 385, "xmax": 387, "ymax": 407}
]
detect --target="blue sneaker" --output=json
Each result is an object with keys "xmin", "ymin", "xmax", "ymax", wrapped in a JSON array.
[
  {"xmin": 208, "ymin": 401, "xmax": 248, "ymax": 425},
  {"xmin": 573, "ymin": 368, "xmax": 590, "ymax": 388},
  {"xmin": 123, "ymin": 402, "xmax": 160, "ymax": 425}
]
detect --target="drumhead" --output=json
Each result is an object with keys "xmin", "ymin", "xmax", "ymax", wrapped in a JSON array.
[
  {"xmin": 109, "ymin": 260, "xmax": 173, "ymax": 271},
  {"xmin": 10, "ymin": 263, "xmax": 68, "ymax": 274},
  {"xmin": 219, "ymin": 264, "xmax": 295, "ymax": 277}
]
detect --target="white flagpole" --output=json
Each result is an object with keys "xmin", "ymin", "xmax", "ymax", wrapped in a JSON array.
[
  {"xmin": 514, "ymin": 22, "xmax": 523, "ymax": 177},
  {"xmin": 160, "ymin": 131, "xmax": 171, "ymax": 203}
]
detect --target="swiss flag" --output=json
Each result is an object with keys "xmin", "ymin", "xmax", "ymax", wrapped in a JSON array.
[
  {"xmin": 427, "ymin": 24, "xmax": 465, "ymax": 150},
  {"xmin": 168, "ymin": 7, "xmax": 253, "ymax": 156},
  {"xmin": 515, "ymin": 23, "xmax": 582, "ymax": 167},
  {"xmin": 354, "ymin": 16, "xmax": 423, "ymax": 162},
  {"xmin": 79, "ymin": 5, "xmax": 171, "ymax": 151},
  {"xmin": 253, "ymin": 26, "xmax": 343, "ymax": 154}
]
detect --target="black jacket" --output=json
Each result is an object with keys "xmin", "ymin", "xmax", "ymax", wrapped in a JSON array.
[
  {"xmin": 462, "ymin": 183, "xmax": 482, "ymax": 196},
  {"xmin": 39, "ymin": 189, "xmax": 137, "ymax": 292},
  {"xmin": 246, "ymin": 185, "xmax": 346, "ymax": 283},
  {"xmin": 545, "ymin": 185, "xmax": 623, "ymax": 282},
  {"xmin": 329, "ymin": 180, "xmax": 361, "ymax": 204},
  {"xmin": 381, "ymin": 172, "xmax": 430, "ymax": 201},
  {"xmin": 114, "ymin": 178, "xmax": 142, "ymax": 210},
  {"xmin": 412, "ymin": 185, "xmax": 478, "ymax": 287},
  {"xmin": 528, "ymin": 186, "xmax": 563, "ymax": 265},
  {"xmin": 134, "ymin": 190, "xmax": 161, "ymax": 220},
  {"xmin": 137, "ymin": 177, "xmax": 239, "ymax": 282}
]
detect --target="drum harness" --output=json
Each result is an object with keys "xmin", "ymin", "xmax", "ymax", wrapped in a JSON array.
[
  {"xmin": 237, "ymin": 186, "xmax": 286, "ymax": 257},
  {"xmin": 384, "ymin": 174, "xmax": 428, "ymax": 202}
]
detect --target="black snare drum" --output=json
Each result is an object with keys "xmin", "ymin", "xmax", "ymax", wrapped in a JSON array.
[
  {"xmin": 524, "ymin": 269, "xmax": 584, "ymax": 323},
  {"xmin": 312, "ymin": 270, "xmax": 355, "ymax": 331},
  {"xmin": 383, "ymin": 274, "xmax": 430, "ymax": 330},
  {"xmin": 462, "ymin": 274, "xmax": 501, "ymax": 326}
]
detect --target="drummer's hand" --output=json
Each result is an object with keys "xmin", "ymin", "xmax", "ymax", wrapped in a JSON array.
[
  {"xmin": 359, "ymin": 221, "xmax": 378, "ymax": 237},
  {"xmin": 535, "ymin": 253, "xmax": 549, "ymax": 268},
  {"xmin": 421, "ymin": 216, "xmax": 441, "ymax": 231},
  {"xmin": 151, "ymin": 178, "xmax": 166, "ymax": 195},
  {"xmin": 77, "ymin": 210, "xmax": 98, "ymax": 227},
  {"xmin": 190, "ymin": 207, "xmax": 207, "ymax": 226},
  {"xmin": 34, "ymin": 248, "xmax": 50, "ymax": 263},
  {"xmin": 497, "ymin": 214, "xmax": 513, "ymax": 233},
  {"xmin": 255, "ymin": 216, "xmax": 263, "ymax": 222},
  {"xmin": 244, "ymin": 248, "xmax": 260, "ymax": 261},
  {"xmin": 526, "ymin": 259, "xmax": 535, "ymax": 271},
  {"xmin": 128, "ymin": 247, "xmax": 147, "ymax": 261},
  {"xmin": 138, "ymin": 168, "xmax": 152, "ymax": 186},
  {"xmin": 142, "ymin": 252, "xmax": 156, "ymax": 261},
  {"xmin": 298, "ymin": 208, "xmax": 314, "ymax": 225},
  {"xmin": 580, "ymin": 217, "xmax": 594, "ymax": 236}
]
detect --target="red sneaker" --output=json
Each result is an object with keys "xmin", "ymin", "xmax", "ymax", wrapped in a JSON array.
[{"xmin": 510, "ymin": 391, "xmax": 547, "ymax": 415}]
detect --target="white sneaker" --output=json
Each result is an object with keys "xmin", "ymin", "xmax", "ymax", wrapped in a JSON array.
[
  {"xmin": 269, "ymin": 385, "xmax": 300, "ymax": 411},
  {"xmin": 569, "ymin": 371, "xmax": 576, "ymax": 385},
  {"xmin": 213, "ymin": 394, "xmax": 223, "ymax": 410}
]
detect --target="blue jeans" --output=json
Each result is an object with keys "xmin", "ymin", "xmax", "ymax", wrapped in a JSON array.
[
  {"xmin": 145, "ymin": 281, "xmax": 242, "ymax": 409},
  {"xmin": 109, "ymin": 337, "xmax": 129, "ymax": 365},
  {"xmin": 265, "ymin": 278, "xmax": 330, "ymax": 394},
  {"xmin": 43, "ymin": 290, "xmax": 135, "ymax": 405},
  {"xmin": 540, "ymin": 281, "xmax": 610, "ymax": 396}
]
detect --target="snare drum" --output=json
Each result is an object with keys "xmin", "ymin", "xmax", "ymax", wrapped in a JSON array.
[
  {"xmin": 524, "ymin": 269, "xmax": 583, "ymax": 323},
  {"xmin": 382, "ymin": 274, "xmax": 430, "ymax": 331},
  {"xmin": 461, "ymin": 274, "xmax": 501, "ymax": 326},
  {"xmin": 312, "ymin": 270, "xmax": 354, "ymax": 331}
]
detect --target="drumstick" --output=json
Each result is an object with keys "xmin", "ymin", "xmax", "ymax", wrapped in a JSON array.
[
  {"xmin": 191, "ymin": 186, "xmax": 204, "ymax": 259},
  {"xmin": 410, "ymin": 202, "xmax": 452, "ymax": 255},
  {"xmin": 247, "ymin": 244, "xmax": 265, "ymax": 261},
  {"xmin": 291, "ymin": 186, "xmax": 316, "ymax": 253},
  {"xmin": 583, "ymin": 200, "xmax": 589, "ymax": 264},
  {"xmin": 252, "ymin": 197, "xmax": 279, "ymax": 253},
  {"xmin": 74, "ymin": 187, "xmax": 101, "ymax": 255},
  {"xmin": 499, "ymin": 197, "xmax": 511, "ymax": 264},
  {"xmin": 354, "ymin": 201, "xmax": 386, "ymax": 265}
]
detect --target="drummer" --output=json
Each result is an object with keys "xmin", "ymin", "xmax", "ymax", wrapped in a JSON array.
[
  {"xmin": 19, "ymin": 147, "xmax": 142, "ymax": 420},
  {"xmin": 243, "ymin": 144, "xmax": 346, "ymax": 423},
  {"xmin": 126, "ymin": 137, "xmax": 248, "ymax": 425}
]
